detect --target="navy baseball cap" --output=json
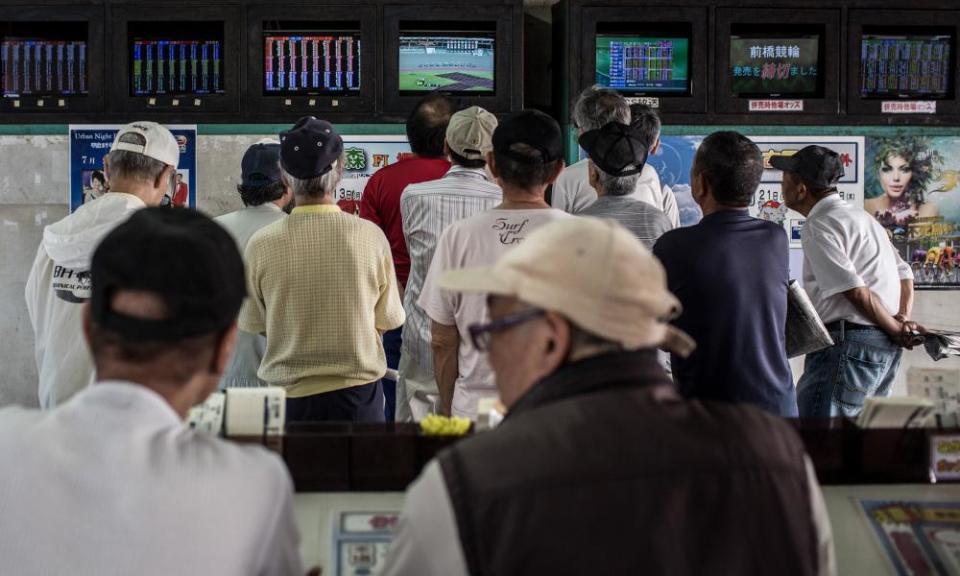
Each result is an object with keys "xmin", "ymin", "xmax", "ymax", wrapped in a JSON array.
[
  {"xmin": 492, "ymin": 110, "xmax": 564, "ymax": 165},
  {"xmin": 279, "ymin": 116, "xmax": 344, "ymax": 179},
  {"xmin": 579, "ymin": 121, "xmax": 648, "ymax": 177},
  {"xmin": 770, "ymin": 145, "xmax": 845, "ymax": 189},
  {"xmin": 90, "ymin": 208, "xmax": 246, "ymax": 342},
  {"xmin": 241, "ymin": 139, "xmax": 282, "ymax": 187}
]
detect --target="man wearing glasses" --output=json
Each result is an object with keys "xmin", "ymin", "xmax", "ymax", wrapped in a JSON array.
[
  {"xmin": 417, "ymin": 110, "xmax": 568, "ymax": 418},
  {"xmin": 385, "ymin": 218, "xmax": 835, "ymax": 576}
]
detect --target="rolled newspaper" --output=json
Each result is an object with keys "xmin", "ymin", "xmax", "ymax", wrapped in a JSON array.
[{"xmin": 785, "ymin": 279, "xmax": 834, "ymax": 358}]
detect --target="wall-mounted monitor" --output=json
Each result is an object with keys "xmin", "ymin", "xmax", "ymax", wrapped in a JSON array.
[
  {"xmin": 860, "ymin": 30, "xmax": 954, "ymax": 100},
  {"xmin": 716, "ymin": 9, "xmax": 838, "ymax": 117},
  {"xmin": 847, "ymin": 11, "xmax": 960, "ymax": 116},
  {"xmin": 264, "ymin": 28, "xmax": 361, "ymax": 95},
  {"xmin": 594, "ymin": 34, "xmax": 689, "ymax": 95},
  {"xmin": 111, "ymin": 5, "xmax": 240, "ymax": 115},
  {"xmin": 729, "ymin": 33, "xmax": 822, "ymax": 98},
  {"xmin": 247, "ymin": 6, "xmax": 375, "ymax": 120},
  {"xmin": 398, "ymin": 32, "xmax": 495, "ymax": 94},
  {"xmin": 0, "ymin": 7, "xmax": 104, "ymax": 116},
  {"xmin": 382, "ymin": 4, "xmax": 520, "ymax": 117}
]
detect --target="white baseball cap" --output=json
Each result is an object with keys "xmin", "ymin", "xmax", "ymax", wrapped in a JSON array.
[
  {"xmin": 110, "ymin": 121, "xmax": 180, "ymax": 167},
  {"xmin": 439, "ymin": 217, "xmax": 696, "ymax": 356},
  {"xmin": 446, "ymin": 106, "xmax": 498, "ymax": 161}
]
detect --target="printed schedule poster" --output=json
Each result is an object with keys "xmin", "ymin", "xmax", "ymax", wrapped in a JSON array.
[
  {"xmin": 334, "ymin": 135, "xmax": 411, "ymax": 214},
  {"xmin": 69, "ymin": 124, "xmax": 198, "ymax": 213},
  {"xmin": 860, "ymin": 500, "xmax": 960, "ymax": 575}
]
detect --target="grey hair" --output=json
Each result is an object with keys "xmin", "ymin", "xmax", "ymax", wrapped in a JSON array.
[
  {"xmin": 281, "ymin": 153, "xmax": 344, "ymax": 198},
  {"xmin": 592, "ymin": 162, "xmax": 641, "ymax": 197},
  {"xmin": 105, "ymin": 133, "xmax": 168, "ymax": 184},
  {"xmin": 572, "ymin": 86, "xmax": 630, "ymax": 132}
]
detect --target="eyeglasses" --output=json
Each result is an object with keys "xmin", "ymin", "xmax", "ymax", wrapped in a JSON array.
[{"xmin": 468, "ymin": 308, "xmax": 546, "ymax": 352}]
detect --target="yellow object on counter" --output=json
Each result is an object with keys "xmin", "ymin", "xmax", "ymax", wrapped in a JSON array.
[{"xmin": 420, "ymin": 414, "xmax": 472, "ymax": 436}]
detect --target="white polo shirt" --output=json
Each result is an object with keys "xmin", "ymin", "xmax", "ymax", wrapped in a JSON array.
[
  {"xmin": 801, "ymin": 194, "xmax": 914, "ymax": 326},
  {"xmin": 0, "ymin": 382, "xmax": 304, "ymax": 576}
]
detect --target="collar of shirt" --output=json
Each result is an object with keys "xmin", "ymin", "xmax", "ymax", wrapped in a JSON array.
[
  {"xmin": 291, "ymin": 204, "xmax": 342, "ymax": 216},
  {"xmin": 445, "ymin": 165, "xmax": 492, "ymax": 182},
  {"xmin": 700, "ymin": 208, "xmax": 752, "ymax": 224},
  {"xmin": 101, "ymin": 192, "xmax": 148, "ymax": 209},
  {"xmin": 806, "ymin": 194, "xmax": 844, "ymax": 221},
  {"xmin": 77, "ymin": 381, "xmax": 183, "ymax": 428},
  {"xmin": 248, "ymin": 202, "xmax": 283, "ymax": 214}
]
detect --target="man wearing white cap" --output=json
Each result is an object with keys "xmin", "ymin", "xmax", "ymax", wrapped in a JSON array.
[
  {"xmin": 384, "ymin": 218, "xmax": 835, "ymax": 576},
  {"xmin": 26, "ymin": 121, "xmax": 180, "ymax": 408},
  {"xmin": 396, "ymin": 106, "xmax": 502, "ymax": 421}
]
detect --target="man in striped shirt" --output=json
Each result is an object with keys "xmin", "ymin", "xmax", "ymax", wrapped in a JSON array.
[
  {"xmin": 396, "ymin": 107, "xmax": 502, "ymax": 421},
  {"xmin": 578, "ymin": 122, "xmax": 672, "ymax": 249}
]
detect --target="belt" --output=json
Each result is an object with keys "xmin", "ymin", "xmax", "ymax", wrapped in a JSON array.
[{"xmin": 825, "ymin": 320, "xmax": 878, "ymax": 332}]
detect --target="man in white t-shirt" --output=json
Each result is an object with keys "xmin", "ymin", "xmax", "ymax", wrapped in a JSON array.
[
  {"xmin": 25, "ymin": 121, "xmax": 180, "ymax": 409},
  {"xmin": 774, "ymin": 146, "xmax": 923, "ymax": 418},
  {"xmin": 397, "ymin": 106, "xmax": 502, "ymax": 421},
  {"xmin": 418, "ymin": 110, "xmax": 569, "ymax": 418},
  {"xmin": 551, "ymin": 88, "xmax": 678, "ymax": 227}
]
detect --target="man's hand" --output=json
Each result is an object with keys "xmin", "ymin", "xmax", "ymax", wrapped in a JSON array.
[{"xmin": 894, "ymin": 314, "xmax": 926, "ymax": 349}]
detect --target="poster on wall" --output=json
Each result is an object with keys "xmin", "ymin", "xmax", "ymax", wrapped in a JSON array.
[
  {"xmin": 865, "ymin": 137, "xmax": 960, "ymax": 289},
  {"xmin": 647, "ymin": 135, "xmax": 865, "ymax": 247},
  {"xmin": 68, "ymin": 125, "xmax": 198, "ymax": 213},
  {"xmin": 859, "ymin": 499, "xmax": 960, "ymax": 575},
  {"xmin": 334, "ymin": 135, "xmax": 411, "ymax": 214}
]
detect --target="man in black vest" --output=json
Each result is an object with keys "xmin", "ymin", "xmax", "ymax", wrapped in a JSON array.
[{"xmin": 384, "ymin": 217, "xmax": 835, "ymax": 576}]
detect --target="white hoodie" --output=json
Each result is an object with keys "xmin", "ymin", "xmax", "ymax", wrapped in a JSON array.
[{"xmin": 25, "ymin": 193, "xmax": 147, "ymax": 409}]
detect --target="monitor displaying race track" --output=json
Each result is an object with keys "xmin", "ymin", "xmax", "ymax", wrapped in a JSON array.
[{"xmin": 398, "ymin": 32, "xmax": 494, "ymax": 93}]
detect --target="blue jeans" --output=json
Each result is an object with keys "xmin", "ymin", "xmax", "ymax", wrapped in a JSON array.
[
  {"xmin": 797, "ymin": 324, "xmax": 902, "ymax": 418},
  {"xmin": 382, "ymin": 328, "xmax": 402, "ymax": 421}
]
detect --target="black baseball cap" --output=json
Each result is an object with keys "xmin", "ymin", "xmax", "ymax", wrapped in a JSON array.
[
  {"xmin": 579, "ymin": 121, "xmax": 648, "ymax": 177},
  {"xmin": 492, "ymin": 109, "xmax": 563, "ymax": 165},
  {"xmin": 241, "ymin": 139, "xmax": 282, "ymax": 187},
  {"xmin": 769, "ymin": 145, "xmax": 845, "ymax": 189},
  {"xmin": 90, "ymin": 207, "xmax": 246, "ymax": 342},
  {"xmin": 279, "ymin": 116, "xmax": 344, "ymax": 180}
]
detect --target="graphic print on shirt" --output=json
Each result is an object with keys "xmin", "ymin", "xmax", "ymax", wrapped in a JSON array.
[
  {"xmin": 51, "ymin": 265, "xmax": 91, "ymax": 304},
  {"xmin": 493, "ymin": 218, "xmax": 530, "ymax": 245}
]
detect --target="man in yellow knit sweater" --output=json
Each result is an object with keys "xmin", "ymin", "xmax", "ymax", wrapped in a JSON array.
[{"xmin": 240, "ymin": 117, "xmax": 405, "ymax": 422}]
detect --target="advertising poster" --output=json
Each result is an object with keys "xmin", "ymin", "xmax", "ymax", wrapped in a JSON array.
[
  {"xmin": 860, "ymin": 500, "xmax": 960, "ymax": 576},
  {"xmin": 649, "ymin": 135, "xmax": 865, "ymax": 246},
  {"xmin": 334, "ymin": 135, "xmax": 411, "ymax": 214},
  {"xmin": 865, "ymin": 136, "xmax": 960, "ymax": 289},
  {"xmin": 68, "ymin": 124, "xmax": 197, "ymax": 213}
]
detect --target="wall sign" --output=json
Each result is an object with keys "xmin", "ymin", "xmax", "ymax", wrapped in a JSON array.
[
  {"xmin": 748, "ymin": 99, "xmax": 804, "ymax": 112},
  {"xmin": 882, "ymin": 101, "xmax": 937, "ymax": 115}
]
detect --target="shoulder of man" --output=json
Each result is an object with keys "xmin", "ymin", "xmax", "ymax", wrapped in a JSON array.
[{"xmin": 185, "ymin": 431, "xmax": 293, "ymax": 491}]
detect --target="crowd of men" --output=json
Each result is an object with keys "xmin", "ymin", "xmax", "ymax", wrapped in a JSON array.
[{"xmin": 0, "ymin": 84, "xmax": 925, "ymax": 573}]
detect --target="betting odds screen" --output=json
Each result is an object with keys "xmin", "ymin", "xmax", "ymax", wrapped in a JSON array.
[
  {"xmin": 264, "ymin": 31, "xmax": 361, "ymax": 95},
  {"xmin": 861, "ymin": 34, "xmax": 953, "ymax": 99},
  {"xmin": 130, "ymin": 38, "xmax": 224, "ymax": 96},
  {"xmin": 729, "ymin": 35, "xmax": 821, "ymax": 97},
  {"xmin": 398, "ymin": 33, "xmax": 494, "ymax": 93},
  {"xmin": 595, "ymin": 35, "xmax": 690, "ymax": 95},
  {"xmin": 1, "ymin": 37, "xmax": 87, "ymax": 97}
]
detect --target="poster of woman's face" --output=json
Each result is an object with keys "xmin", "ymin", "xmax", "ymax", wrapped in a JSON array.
[
  {"xmin": 81, "ymin": 169, "xmax": 108, "ymax": 204},
  {"xmin": 865, "ymin": 136, "xmax": 960, "ymax": 288}
]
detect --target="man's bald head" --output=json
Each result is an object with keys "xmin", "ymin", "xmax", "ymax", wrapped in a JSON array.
[{"xmin": 407, "ymin": 93, "xmax": 455, "ymax": 158}]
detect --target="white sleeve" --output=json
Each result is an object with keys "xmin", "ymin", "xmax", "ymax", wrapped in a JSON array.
[
  {"xmin": 382, "ymin": 461, "xmax": 469, "ymax": 576},
  {"xmin": 661, "ymin": 185, "xmax": 681, "ymax": 229},
  {"xmin": 24, "ymin": 245, "xmax": 47, "ymax": 369},
  {"xmin": 894, "ymin": 246, "xmax": 915, "ymax": 281},
  {"xmin": 257, "ymin": 457, "xmax": 306, "ymax": 576},
  {"xmin": 805, "ymin": 457, "xmax": 837, "ymax": 576}
]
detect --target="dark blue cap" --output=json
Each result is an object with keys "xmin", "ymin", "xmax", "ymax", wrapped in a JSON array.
[
  {"xmin": 241, "ymin": 139, "xmax": 282, "ymax": 187},
  {"xmin": 279, "ymin": 117, "xmax": 344, "ymax": 180}
]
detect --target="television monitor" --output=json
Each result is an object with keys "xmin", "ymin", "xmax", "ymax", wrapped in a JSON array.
[
  {"xmin": 729, "ymin": 34, "xmax": 821, "ymax": 97},
  {"xmin": 263, "ymin": 29, "xmax": 361, "ymax": 95},
  {"xmin": 0, "ymin": 23, "xmax": 88, "ymax": 98},
  {"xmin": 860, "ymin": 32, "xmax": 953, "ymax": 99},
  {"xmin": 128, "ymin": 22, "xmax": 225, "ymax": 96},
  {"xmin": 398, "ymin": 32, "xmax": 495, "ymax": 93},
  {"xmin": 594, "ymin": 35, "xmax": 689, "ymax": 95}
]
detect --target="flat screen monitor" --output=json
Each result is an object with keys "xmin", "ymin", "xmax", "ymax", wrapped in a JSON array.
[
  {"xmin": 129, "ymin": 22, "xmax": 225, "ymax": 96},
  {"xmin": 264, "ymin": 30, "xmax": 361, "ymax": 95},
  {"xmin": 594, "ymin": 35, "xmax": 690, "ymax": 95},
  {"xmin": 0, "ymin": 23, "xmax": 87, "ymax": 98},
  {"xmin": 860, "ymin": 32, "xmax": 953, "ymax": 99},
  {"xmin": 729, "ymin": 35, "xmax": 821, "ymax": 97},
  {"xmin": 398, "ymin": 32, "xmax": 494, "ymax": 93}
]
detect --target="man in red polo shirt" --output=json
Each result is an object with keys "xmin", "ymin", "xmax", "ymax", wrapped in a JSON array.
[{"xmin": 360, "ymin": 93, "xmax": 453, "ymax": 420}]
